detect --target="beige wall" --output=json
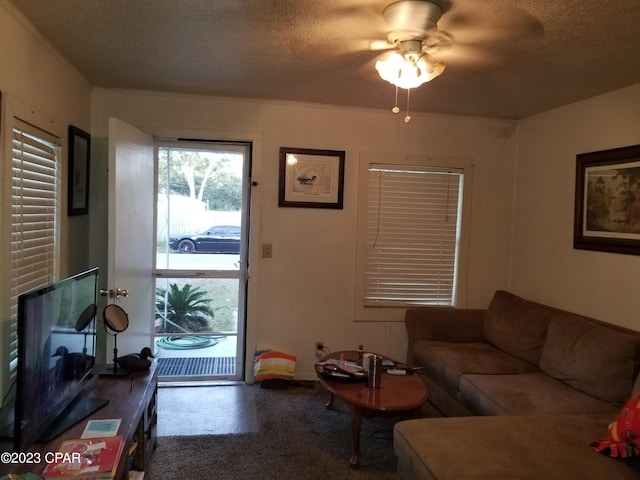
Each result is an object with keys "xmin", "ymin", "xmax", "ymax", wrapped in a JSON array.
[
  {"xmin": 0, "ymin": 1, "xmax": 93, "ymax": 278},
  {"xmin": 513, "ymin": 83, "xmax": 640, "ymax": 331},
  {"xmin": 0, "ymin": 2, "xmax": 92, "ymax": 393},
  {"xmin": 91, "ymin": 89, "xmax": 518, "ymax": 378}
]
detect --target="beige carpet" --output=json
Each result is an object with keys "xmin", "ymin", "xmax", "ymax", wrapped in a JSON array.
[
  {"xmin": 147, "ymin": 384, "xmax": 401, "ymax": 479},
  {"xmin": 157, "ymin": 384, "xmax": 258, "ymax": 436}
]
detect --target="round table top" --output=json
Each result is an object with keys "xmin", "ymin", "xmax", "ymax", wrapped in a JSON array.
[{"xmin": 316, "ymin": 350, "xmax": 429, "ymax": 412}]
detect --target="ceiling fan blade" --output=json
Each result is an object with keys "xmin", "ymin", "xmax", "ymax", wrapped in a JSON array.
[
  {"xmin": 369, "ymin": 39, "xmax": 396, "ymax": 51},
  {"xmin": 434, "ymin": 43, "xmax": 521, "ymax": 74},
  {"xmin": 440, "ymin": 5, "xmax": 544, "ymax": 44},
  {"xmin": 422, "ymin": 3, "xmax": 544, "ymax": 75}
]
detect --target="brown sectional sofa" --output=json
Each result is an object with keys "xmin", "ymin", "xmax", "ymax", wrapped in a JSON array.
[{"xmin": 393, "ymin": 290, "xmax": 640, "ymax": 479}]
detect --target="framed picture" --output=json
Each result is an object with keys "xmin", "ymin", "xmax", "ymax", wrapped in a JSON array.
[
  {"xmin": 278, "ymin": 147, "xmax": 345, "ymax": 209},
  {"xmin": 68, "ymin": 125, "xmax": 91, "ymax": 216},
  {"xmin": 574, "ymin": 144, "xmax": 640, "ymax": 255}
]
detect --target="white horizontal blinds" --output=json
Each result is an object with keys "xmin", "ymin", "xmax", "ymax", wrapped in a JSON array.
[
  {"xmin": 10, "ymin": 121, "xmax": 59, "ymax": 376},
  {"xmin": 365, "ymin": 164, "xmax": 462, "ymax": 306}
]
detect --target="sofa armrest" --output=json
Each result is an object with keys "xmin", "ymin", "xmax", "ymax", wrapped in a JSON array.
[{"xmin": 405, "ymin": 307, "xmax": 486, "ymax": 365}]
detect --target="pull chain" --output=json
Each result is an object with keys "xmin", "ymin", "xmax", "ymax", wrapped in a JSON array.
[
  {"xmin": 404, "ymin": 88, "xmax": 411, "ymax": 123},
  {"xmin": 392, "ymin": 86, "xmax": 400, "ymax": 114}
]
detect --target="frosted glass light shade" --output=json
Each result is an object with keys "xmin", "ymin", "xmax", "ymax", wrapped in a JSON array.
[{"xmin": 376, "ymin": 52, "xmax": 445, "ymax": 89}]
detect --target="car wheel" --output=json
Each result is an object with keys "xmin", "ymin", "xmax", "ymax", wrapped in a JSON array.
[{"xmin": 177, "ymin": 239, "xmax": 196, "ymax": 253}]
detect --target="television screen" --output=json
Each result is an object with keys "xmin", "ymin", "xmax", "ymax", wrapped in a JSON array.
[{"xmin": 14, "ymin": 267, "xmax": 102, "ymax": 452}]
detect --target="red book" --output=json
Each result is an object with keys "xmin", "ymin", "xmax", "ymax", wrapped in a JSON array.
[{"xmin": 43, "ymin": 436, "xmax": 125, "ymax": 479}]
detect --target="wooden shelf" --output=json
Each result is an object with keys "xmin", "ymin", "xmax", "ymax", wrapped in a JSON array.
[{"xmin": 3, "ymin": 361, "xmax": 158, "ymax": 479}]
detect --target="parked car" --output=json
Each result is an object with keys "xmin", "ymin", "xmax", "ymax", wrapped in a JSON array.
[{"xmin": 169, "ymin": 225, "xmax": 240, "ymax": 254}]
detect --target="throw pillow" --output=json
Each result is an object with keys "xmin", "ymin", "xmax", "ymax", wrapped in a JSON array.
[
  {"xmin": 592, "ymin": 392, "xmax": 640, "ymax": 458},
  {"xmin": 254, "ymin": 350, "xmax": 296, "ymax": 382}
]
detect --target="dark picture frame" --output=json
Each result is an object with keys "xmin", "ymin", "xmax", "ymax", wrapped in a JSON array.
[
  {"xmin": 574, "ymin": 144, "xmax": 640, "ymax": 255},
  {"xmin": 68, "ymin": 125, "xmax": 91, "ymax": 216},
  {"xmin": 278, "ymin": 147, "xmax": 345, "ymax": 209}
]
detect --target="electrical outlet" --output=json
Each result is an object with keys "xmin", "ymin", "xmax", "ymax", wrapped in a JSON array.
[{"xmin": 315, "ymin": 341, "xmax": 324, "ymax": 360}]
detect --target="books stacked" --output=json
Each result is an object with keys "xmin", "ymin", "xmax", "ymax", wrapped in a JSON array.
[{"xmin": 43, "ymin": 436, "xmax": 125, "ymax": 479}]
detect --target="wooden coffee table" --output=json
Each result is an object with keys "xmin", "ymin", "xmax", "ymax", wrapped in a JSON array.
[{"xmin": 316, "ymin": 350, "xmax": 428, "ymax": 468}]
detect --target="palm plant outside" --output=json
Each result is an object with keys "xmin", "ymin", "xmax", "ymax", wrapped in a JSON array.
[{"xmin": 156, "ymin": 283, "xmax": 215, "ymax": 333}]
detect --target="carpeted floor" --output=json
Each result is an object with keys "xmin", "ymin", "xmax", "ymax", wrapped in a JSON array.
[
  {"xmin": 157, "ymin": 384, "xmax": 258, "ymax": 436},
  {"xmin": 146, "ymin": 384, "xmax": 401, "ymax": 479}
]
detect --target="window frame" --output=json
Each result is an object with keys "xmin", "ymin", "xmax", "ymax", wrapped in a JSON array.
[
  {"xmin": 1, "ymin": 105, "xmax": 61, "ymax": 396},
  {"xmin": 353, "ymin": 151, "xmax": 474, "ymax": 322}
]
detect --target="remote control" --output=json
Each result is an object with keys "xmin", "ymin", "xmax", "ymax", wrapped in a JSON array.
[{"xmin": 387, "ymin": 368, "xmax": 407, "ymax": 375}]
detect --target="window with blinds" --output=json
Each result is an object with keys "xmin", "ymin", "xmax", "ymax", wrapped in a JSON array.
[
  {"xmin": 354, "ymin": 152, "xmax": 473, "ymax": 321},
  {"xmin": 8, "ymin": 122, "xmax": 59, "ymax": 377},
  {"xmin": 364, "ymin": 164, "xmax": 463, "ymax": 306}
]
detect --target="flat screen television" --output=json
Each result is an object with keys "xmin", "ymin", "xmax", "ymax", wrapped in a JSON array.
[{"xmin": 14, "ymin": 267, "xmax": 108, "ymax": 452}]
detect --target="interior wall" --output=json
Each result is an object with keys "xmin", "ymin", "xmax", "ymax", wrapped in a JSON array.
[
  {"xmin": 512, "ymin": 83, "xmax": 640, "ymax": 330},
  {"xmin": 0, "ymin": 2, "xmax": 92, "ymax": 394},
  {"xmin": 0, "ymin": 1, "xmax": 93, "ymax": 278},
  {"xmin": 91, "ymin": 88, "xmax": 518, "ymax": 379}
]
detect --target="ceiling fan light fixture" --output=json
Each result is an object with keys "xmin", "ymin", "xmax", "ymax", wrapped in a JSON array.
[
  {"xmin": 417, "ymin": 53, "xmax": 445, "ymax": 80},
  {"xmin": 374, "ymin": 1, "xmax": 447, "ymax": 121},
  {"xmin": 375, "ymin": 50, "xmax": 445, "ymax": 90},
  {"xmin": 375, "ymin": 52, "xmax": 404, "ymax": 83}
]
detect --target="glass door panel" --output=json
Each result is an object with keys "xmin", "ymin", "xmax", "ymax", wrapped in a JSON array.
[{"xmin": 154, "ymin": 142, "xmax": 249, "ymax": 382}]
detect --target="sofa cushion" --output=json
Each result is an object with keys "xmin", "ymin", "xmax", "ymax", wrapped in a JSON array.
[
  {"xmin": 414, "ymin": 340, "xmax": 538, "ymax": 393},
  {"xmin": 459, "ymin": 372, "xmax": 618, "ymax": 415},
  {"xmin": 483, "ymin": 290, "xmax": 555, "ymax": 365},
  {"xmin": 394, "ymin": 414, "xmax": 640, "ymax": 480},
  {"xmin": 540, "ymin": 313, "xmax": 638, "ymax": 406}
]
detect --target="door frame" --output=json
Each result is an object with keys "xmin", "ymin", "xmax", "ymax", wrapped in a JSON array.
[
  {"xmin": 92, "ymin": 124, "xmax": 263, "ymax": 382},
  {"xmin": 153, "ymin": 139, "xmax": 254, "ymax": 381}
]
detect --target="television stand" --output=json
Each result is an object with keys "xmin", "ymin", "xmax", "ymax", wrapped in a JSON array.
[
  {"xmin": 1, "ymin": 362, "xmax": 158, "ymax": 480},
  {"xmin": 39, "ymin": 396, "xmax": 109, "ymax": 442}
]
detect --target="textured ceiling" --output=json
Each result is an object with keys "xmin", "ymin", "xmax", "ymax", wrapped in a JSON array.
[{"xmin": 9, "ymin": 0, "xmax": 640, "ymax": 119}]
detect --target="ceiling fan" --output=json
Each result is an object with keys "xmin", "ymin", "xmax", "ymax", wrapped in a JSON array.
[
  {"xmin": 375, "ymin": 1, "xmax": 450, "ymax": 86},
  {"xmin": 364, "ymin": 0, "xmax": 544, "ymax": 121},
  {"xmin": 371, "ymin": 0, "xmax": 451, "ymax": 121}
]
